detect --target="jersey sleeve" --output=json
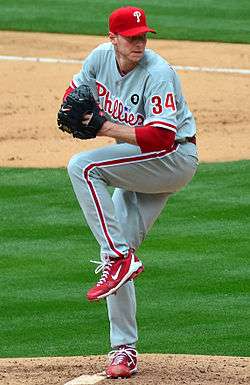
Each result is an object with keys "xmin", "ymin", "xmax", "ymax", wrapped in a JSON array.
[
  {"xmin": 72, "ymin": 49, "xmax": 100, "ymax": 99},
  {"xmin": 143, "ymin": 79, "xmax": 178, "ymax": 133}
]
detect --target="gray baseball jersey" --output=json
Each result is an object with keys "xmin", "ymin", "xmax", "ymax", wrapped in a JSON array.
[{"xmin": 72, "ymin": 42, "xmax": 196, "ymax": 141}]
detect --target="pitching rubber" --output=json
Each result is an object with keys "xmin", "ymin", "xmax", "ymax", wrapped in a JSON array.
[{"xmin": 64, "ymin": 372, "xmax": 105, "ymax": 385}]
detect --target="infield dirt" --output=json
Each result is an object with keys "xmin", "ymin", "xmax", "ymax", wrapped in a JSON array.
[
  {"xmin": 0, "ymin": 354, "xmax": 249, "ymax": 385},
  {"xmin": 0, "ymin": 31, "xmax": 250, "ymax": 167},
  {"xmin": 0, "ymin": 31, "xmax": 249, "ymax": 384}
]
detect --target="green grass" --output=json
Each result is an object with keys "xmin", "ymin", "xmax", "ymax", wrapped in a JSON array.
[
  {"xmin": 0, "ymin": 161, "xmax": 249, "ymax": 358},
  {"xmin": 0, "ymin": 0, "xmax": 250, "ymax": 43}
]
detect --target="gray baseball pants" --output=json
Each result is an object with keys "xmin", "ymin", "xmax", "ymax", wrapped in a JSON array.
[{"xmin": 67, "ymin": 142, "xmax": 198, "ymax": 348}]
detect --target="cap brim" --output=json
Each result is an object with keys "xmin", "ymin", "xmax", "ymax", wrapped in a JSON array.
[{"xmin": 119, "ymin": 26, "xmax": 156, "ymax": 37}]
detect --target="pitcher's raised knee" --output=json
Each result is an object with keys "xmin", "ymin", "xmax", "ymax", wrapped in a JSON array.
[{"xmin": 67, "ymin": 153, "xmax": 91, "ymax": 179}]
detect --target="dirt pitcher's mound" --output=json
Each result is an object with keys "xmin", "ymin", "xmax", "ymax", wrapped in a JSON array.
[{"xmin": 0, "ymin": 354, "xmax": 249, "ymax": 385}]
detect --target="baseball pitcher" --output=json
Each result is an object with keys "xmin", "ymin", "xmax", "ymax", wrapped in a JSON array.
[{"xmin": 57, "ymin": 5, "xmax": 198, "ymax": 378}]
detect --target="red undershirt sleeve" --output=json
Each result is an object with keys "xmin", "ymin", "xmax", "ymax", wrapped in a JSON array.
[
  {"xmin": 63, "ymin": 86, "xmax": 75, "ymax": 101},
  {"xmin": 62, "ymin": 80, "xmax": 77, "ymax": 101},
  {"xmin": 135, "ymin": 125, "xmax": 176, "ymax": 153}
]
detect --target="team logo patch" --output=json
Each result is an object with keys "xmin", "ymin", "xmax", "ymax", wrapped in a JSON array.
[
  {"xmin": 131, "ymin": 94, "xmax": 139, "ymax": 105},
  {"xmin": 133, "ymin": 11, "xmax": 141, "ymax": 23}
]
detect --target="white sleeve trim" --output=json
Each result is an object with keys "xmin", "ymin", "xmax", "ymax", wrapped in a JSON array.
[{"xmin": 144, "ymin": 119, "xmax": 177, "ymax": 132}]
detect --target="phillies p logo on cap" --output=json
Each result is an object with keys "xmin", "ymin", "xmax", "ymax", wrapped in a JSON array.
[
  {"xmin": 133, "ymin": 11, "xmax": 142, "ymax": 23},
  {"xmin": 109, "ymin": 6, "xmax": 156, "ymax": 37}
]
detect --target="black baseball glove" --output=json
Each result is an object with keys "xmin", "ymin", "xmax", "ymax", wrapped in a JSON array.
[{"xmin": 57, "ymin": 84, "xmax": 107, "ymax": 139}]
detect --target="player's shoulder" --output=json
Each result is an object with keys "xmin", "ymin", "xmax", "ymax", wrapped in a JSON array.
[
  {"xmin": 84, "ymin": 42, "xmax": 114, "ymax": 69},
  {"xmin": 140, "ymin": 48, "xmax": 176, "ymax": 80},
  {"xmin": 91, "ymin": 42, "xmax": 114, "ymax": 57}
]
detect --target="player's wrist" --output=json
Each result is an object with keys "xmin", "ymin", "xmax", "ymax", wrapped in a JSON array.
[{"xmin": 97, "ymin": 120, "xmax": 113, "ymax": 136}]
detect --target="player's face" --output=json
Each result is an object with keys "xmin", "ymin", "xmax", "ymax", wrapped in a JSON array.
[{"xmin": 111, "ymin": 33, "xmax": 147, "ymax": 65}]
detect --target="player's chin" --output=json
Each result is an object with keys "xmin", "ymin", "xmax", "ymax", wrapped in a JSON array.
[{"xmin": 130, "ymin": 52, "xmax": 144, "ymax": 63}]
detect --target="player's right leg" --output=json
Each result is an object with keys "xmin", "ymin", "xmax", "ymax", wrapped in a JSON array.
[{"xmin": 105, "ymin": 188, "xmax": 171, "ymax": 377}]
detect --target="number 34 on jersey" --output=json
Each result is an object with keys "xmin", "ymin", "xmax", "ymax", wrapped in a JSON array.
[{"xmin": 151, "ymin": 92, "xmax": 176, "ymax": 114}]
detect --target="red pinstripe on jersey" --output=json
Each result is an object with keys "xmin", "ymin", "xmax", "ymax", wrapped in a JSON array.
[{"xmin": 82, "ymin": 144, "xmax": 179, "ymax": 257}]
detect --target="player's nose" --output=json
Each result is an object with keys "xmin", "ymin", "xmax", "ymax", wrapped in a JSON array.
[{"xmin": 134, "ymin": 39, "xmax": 146, "ymax": 49}]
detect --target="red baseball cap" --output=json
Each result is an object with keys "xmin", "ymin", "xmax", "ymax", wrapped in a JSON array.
[{"xmin": 109, "ymin": 6, "xmax": 156, "ymax": 37}]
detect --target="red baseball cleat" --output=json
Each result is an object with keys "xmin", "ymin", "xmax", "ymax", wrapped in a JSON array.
[
  {"xmin": 106, "ymin": 345, "xmax": 138, "ymax": 378},
  {"xmin": 86, "ymin": 249, "xmax": 144, "ymax": 301}
]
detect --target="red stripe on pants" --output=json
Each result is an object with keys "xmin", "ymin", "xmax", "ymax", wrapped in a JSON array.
[{"xmin": 83, "ymin": 144, "xmax": 178, "ymax": 257}]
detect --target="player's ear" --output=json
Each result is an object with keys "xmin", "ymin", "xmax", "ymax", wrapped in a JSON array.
[{"xmin": 109, "ymin": 32, "xmax": 117, "ymax": 46}]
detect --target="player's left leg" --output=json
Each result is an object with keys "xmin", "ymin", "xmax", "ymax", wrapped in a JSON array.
[
  {"xmin": 67, "ymin": 143, "xmax": 145, "ymax": 302},
  {"xmin": 67, "ymin": 143, "xmax": 142, "ymax": 258},
  {"xmin": 68, "ymin": 141, "xmax": 197, "ymax": 302},
  {"xmin": 68, "ymin": 142, "xmax": 196, "ymax": 258}
]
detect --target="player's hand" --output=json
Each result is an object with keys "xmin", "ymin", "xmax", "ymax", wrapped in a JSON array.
[
  {"xmin": 57, "ymin": 84, "xmax": 107, "ymax": 140},
  {"xmin": 82, "ymin": 112, "xmax": 93, "ymax": 125}
]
